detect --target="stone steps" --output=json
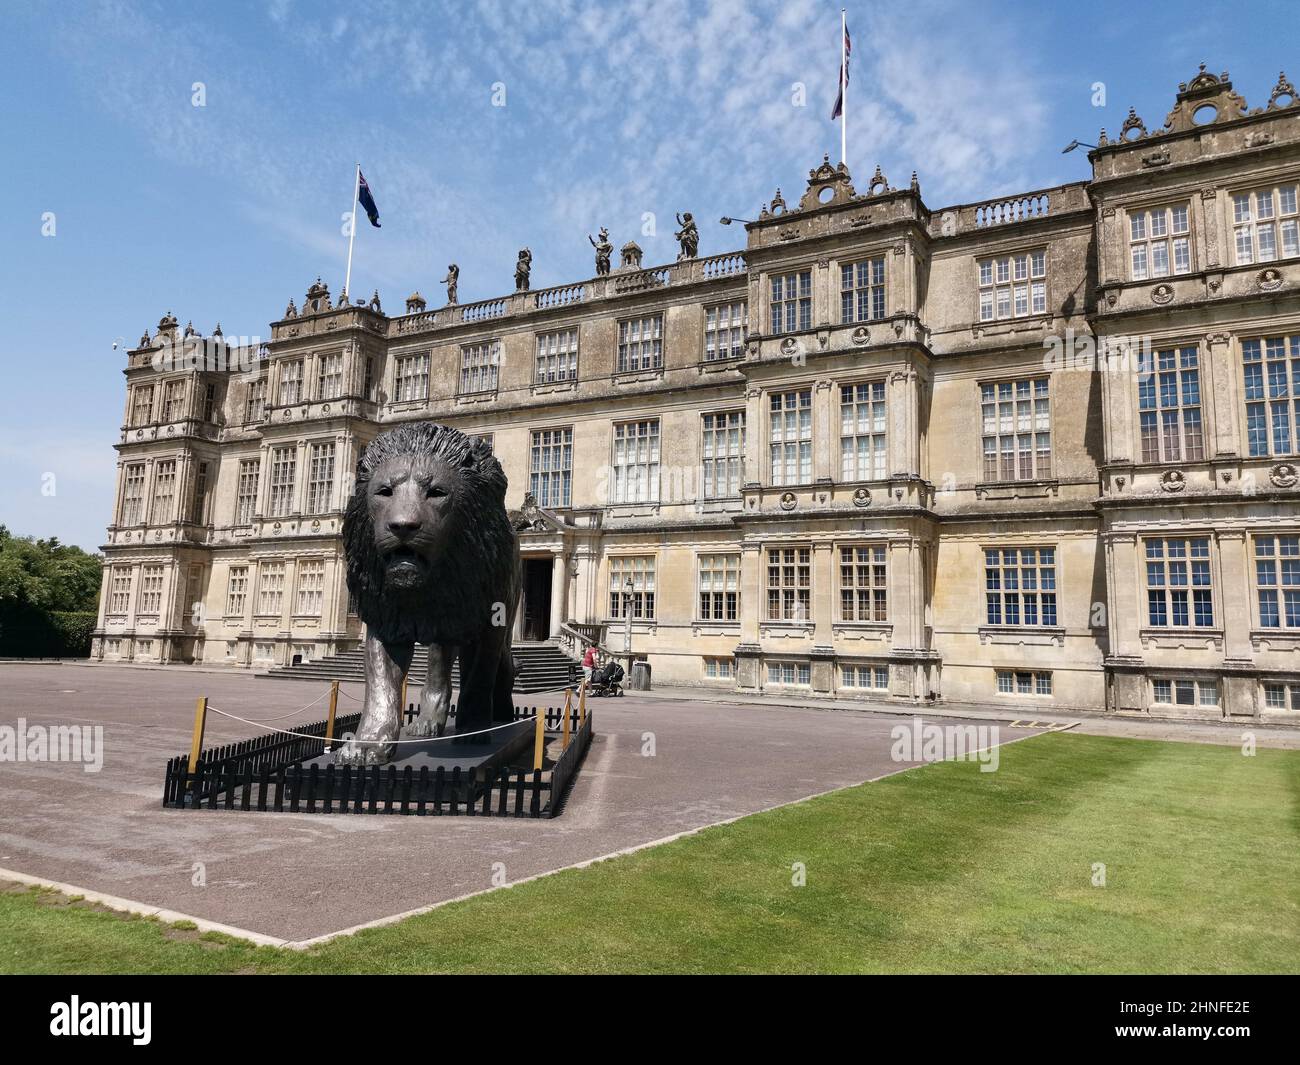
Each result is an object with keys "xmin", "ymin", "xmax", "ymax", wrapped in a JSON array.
[{"xmin": 262, "ymin": 642, "xmax": 578, "ymax": 694}]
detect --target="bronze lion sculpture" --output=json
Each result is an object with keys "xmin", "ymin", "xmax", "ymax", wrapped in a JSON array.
[{"xmin": 337, "ymin": 421, "xmax": 520, "ymax": 765}]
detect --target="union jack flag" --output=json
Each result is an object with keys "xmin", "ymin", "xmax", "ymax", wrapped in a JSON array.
[{"xmin": 831, "ymin": 22, "xmax": 852, "ymax": 120}]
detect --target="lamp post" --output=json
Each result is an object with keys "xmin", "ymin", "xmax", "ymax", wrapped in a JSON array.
[
  {"xmin": 623, "ymin": 576, "xmax": 635, "ymax": 678},
  {"xmin": 719, "ymin": 216, "xmax": 756, "ymax": 226}
]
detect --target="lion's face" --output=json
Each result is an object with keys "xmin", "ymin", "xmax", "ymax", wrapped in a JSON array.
[{"xmin": 365, "ymin": 453, "xmax": 460, "ymax": 591}]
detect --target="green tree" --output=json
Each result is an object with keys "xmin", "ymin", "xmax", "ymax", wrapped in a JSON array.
[{"xmin": 0, "ymin": 526, "xmax": 103, "ymax": 656}]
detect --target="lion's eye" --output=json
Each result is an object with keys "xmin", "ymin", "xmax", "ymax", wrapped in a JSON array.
[
  {"xmin": 426, "ymin": 486, "xmax": 448, "ymax": 499},
  {"xmin": 375, "ymin": 486, "xmax": 393, "ymax": 497}
]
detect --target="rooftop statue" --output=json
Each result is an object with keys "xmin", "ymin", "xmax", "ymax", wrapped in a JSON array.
[
  {"xmin": 589, "ymin": 227, "xmax": 612, "ymax": 275},
  {"xmin": 675, "ymin": 212, "xmax": 698, "ymax": 259}
]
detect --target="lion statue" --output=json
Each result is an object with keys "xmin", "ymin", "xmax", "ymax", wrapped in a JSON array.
[{"xmin": 337, "ymin": 421, "xmax": 520, "ymax": 765}]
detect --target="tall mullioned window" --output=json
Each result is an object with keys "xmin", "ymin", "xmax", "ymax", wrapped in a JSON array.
[
  {"xmin": 277, "ymin": 360, "xmax": 303, "ymax": 406},
  {"xmin": 244, "ymin": 378, "xmax": 267, "ymax": 423},
  {"xmin": 268, "ymin": 447, "xmax": 297, "ymax": 518},
  {"xmin": 704, "ymin": 301, "xmax": 747, "ymax": 361},
  {"xmin": 131, "ymin": 385, "xmax": 154, "ymax": 426},
  {"xmin": 609, "ymin": 556, "xmax": 655, "ymax": 619},
  {"xmin": 1138, "ymin": 346, "xmax": 1204, "ymax": 463},
  {"xmin": 395, "ymin": 353, "xmax": 430, "ymax": 402},
  {"xmin": 839, "ymin": 545, "xmax": 887, "ymax": 622},
  {"xmin": 770, "ymin": 270, "xmax": 812, "ymax": 333},
  {"xmin": 138, "ymin": 565, "xmax": 164, "ymax": 614},
  {"xmin": 840, "ymin": 382, "xmax": 886, "ymax": 481},
  {"xmin": 235, "ymin": 459, "xmax": 260, "ymax": 524},
  {"xmin": 1255, "ymin": 534, "xmax": 1300, "ymax": 629},
  {"xmin": 979, "ymin": 250, "xmax": 1046, "ymax": 321},
  {"xmin": 769, "ymin": 389, "xmax": 812, "ymax": 486},
  {"xmin": 1232, "ymin": 182, "xmax": 1299, "ymax": 264},
  {"xmin": 841, "ymin": 257, "xmax": 886, "ymax": 323},
  {"xmin": 985, "ymin": 547, "xmax": 1057, "ymax": 626},
  {"xmin": 698, "ymin": 554, "xmax": 740, "ymax": 621},
  {"xmin": 363, "ymin": 356, "xmax": 375, "ymax": 400},
  {"xmin": 190, "ymin": 461, "xmax": 210, "ymax": 524},
  {"xmin": 1129, "ymin": 204, "xmax": 1191, "ymax": 280},
  {"xmin": 529, "ymin": 428, "xmax": 572, "ymax": 508},
  {"xmin": 161, "ymin": 380, "xmax": 186, "ymax": 421},
  {"xmin": 612, "ymin": 420, "xmax": 660, "ymax": 503},
  {"xmin": 306, "ymin": 442, "xmax": 335, "ymax": 513},
  {"xmin": 151, "ymin": 460, "xmax": 176, "ymax": 523},
  {"xmin": 766, "ymin": 547, "xmax": 811, "ymax": 622},
  {"xmin": 536, "ymin": 329, "xmax": 578, "ymax": 383},
  {"xmin": 980, "ymin": 377, "xmax": 1051, "ymax": 481},
  {"xmin": 1243, "ymin": 334, "xmax": 1300, "ymax": 457},
  {"xmin": 460, "ymin": 341, "xmax": 500, "ymax": 394},
  {"xmin": 1145, "ymin": 537, "xmax": 1213, "ymax": 628},
  {"xmin": 225, "ymin": 566, "xmax": 248, "ymax": 616},
  {"xmin": 201, "ymin": 383, "xmax": 218, "ymax": 422},
  {"xmin": 317, "ymin": 352, "xmax": 344, "ymax": 399},
  {"xmin": 256, "ymin": 562, "xmax": 285, "ymax": 616},
  {"xmin": 294, "ymin": 560, "xmax": 324, "ymax": 616},
  {"xmin": 701, "ymin": 410, "xmax": 744, "ymax": 498},
  {"xmin": 108, "ymin": 568, "xmax": 133, "ymax": 614},
  {"xmin": 617, "ymin": 315, "xmax": 663, "ymax": 373},
  {"xmin": 120, "ymin": 464, "xmax": 146, "ymax": 525}
]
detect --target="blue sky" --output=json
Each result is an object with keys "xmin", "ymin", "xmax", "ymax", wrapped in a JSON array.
[{"xmin": 0, "ymin": 0, "xmax": 1294, "ymax": 551}]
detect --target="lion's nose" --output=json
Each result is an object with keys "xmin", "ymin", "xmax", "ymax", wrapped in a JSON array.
[{"xmin": 387, "ymin": 517, "xmax": 422, "ymax": 537}]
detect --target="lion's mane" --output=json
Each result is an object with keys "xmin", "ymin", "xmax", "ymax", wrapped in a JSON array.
[{"xmin": 343, "ymin": 421, "xmax": 520, "ymax": 645}]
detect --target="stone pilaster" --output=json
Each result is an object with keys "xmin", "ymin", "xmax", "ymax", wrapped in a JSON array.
[{"xmin": 1205, "ymin": 332, "xmax": 1238, "ymax": 457}]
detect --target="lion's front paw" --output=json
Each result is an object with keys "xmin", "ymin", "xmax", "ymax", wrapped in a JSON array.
[
  {"xmin": 404, "ymin": 714, "xmax": 446, "ymax": 739},
  {"xmin": 335, "ymin": 736, "xmax": 396, "ymax": 766}
]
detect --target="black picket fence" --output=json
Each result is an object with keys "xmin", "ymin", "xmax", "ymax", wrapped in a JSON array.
[{"xmin": 162, "ymin": 703, "xmax": 593, "ymax": 818}]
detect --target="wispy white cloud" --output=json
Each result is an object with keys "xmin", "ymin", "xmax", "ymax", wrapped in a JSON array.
[{"xmin": 38, "ymin": 0, "xmax": 1060, "ymax": 305}]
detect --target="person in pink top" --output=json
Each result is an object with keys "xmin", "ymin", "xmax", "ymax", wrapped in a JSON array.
[{"xmin": 581, "ymin": 644, "xmax": 597, "ymax": 685}]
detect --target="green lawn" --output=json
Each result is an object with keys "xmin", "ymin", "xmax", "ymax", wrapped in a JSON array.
[{"xmin": 4, "ymin": 732, "xmax": 1298, "ymax": 974}]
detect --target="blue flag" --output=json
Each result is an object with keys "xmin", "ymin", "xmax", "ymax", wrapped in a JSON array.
[{"xmin": 358, "ymin": 170, "xmax": 381, "ymax": 228}]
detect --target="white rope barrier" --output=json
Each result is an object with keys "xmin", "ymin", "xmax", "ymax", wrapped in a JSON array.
[
  {"xmin": 242, "ymin": 687, "xmax": 333, "ymax": 722},
  {"xmin": 204, "ymin": 704, "xmax": 538, "ymax": 745}
]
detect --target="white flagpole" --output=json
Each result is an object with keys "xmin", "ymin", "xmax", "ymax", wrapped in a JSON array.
[
  {"xmin": 344, "ymin": 162, "xmax": 360, "ymax": 299},
  {"xmin": 839, "ymin": 8, "xmax": 847, "ymax": 166}
]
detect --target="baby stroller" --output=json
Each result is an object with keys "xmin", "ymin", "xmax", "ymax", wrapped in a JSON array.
[{"xmin": 588, "ymin": 660, "xmax": 625, "ymax": 697}]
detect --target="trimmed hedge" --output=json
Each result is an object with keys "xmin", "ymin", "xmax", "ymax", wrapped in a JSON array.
[{"xmin": 0, "ymin": 605, "xmax": 96, "ymax": 658}]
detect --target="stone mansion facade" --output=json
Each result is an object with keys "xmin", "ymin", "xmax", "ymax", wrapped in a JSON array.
[{"xmin": 93, "ymin": 67, "xmax": 1300, "ymax": 720}]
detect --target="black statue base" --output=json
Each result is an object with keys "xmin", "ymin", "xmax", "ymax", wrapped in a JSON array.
[
  {"xmin": 162, "ymin": 704, "xmax": 592, "ymax": 818},
  {"xmin": 307, "ymin": 719, "xmax": 535, "ymax": 795}
]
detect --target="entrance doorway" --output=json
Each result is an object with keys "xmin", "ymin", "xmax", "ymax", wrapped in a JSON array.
[{"xmin": 521, "ymin": 557, "xmax": 553, "ymax": 642}]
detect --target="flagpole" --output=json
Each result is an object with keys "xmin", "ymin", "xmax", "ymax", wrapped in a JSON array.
[
  {"xmin": 839, "ymin": 8, "xmax": 847, "ymax": 166},
  {"xmin": 344, "ymin": 162, "xmax": 360, "ymax": 299}
]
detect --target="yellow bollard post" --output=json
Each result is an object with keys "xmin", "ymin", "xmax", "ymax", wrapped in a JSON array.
[
  {"xmin": 579, "ymin": 680, "xmax": 587, "ymax": 727},
  {"xmin": 187, "ymin": 696, "xmax": 208, "ymax": 776},
  {"xmin": 324, "ymin": 680, "xmax": 339, "ymax": 752},
  {"xmin": 562, "ymin": 688, "xmax": 573, "ymax": 751},
  {"xmin": 532, "ymin": 704, "xmax": 546, "ymax": 771}
]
